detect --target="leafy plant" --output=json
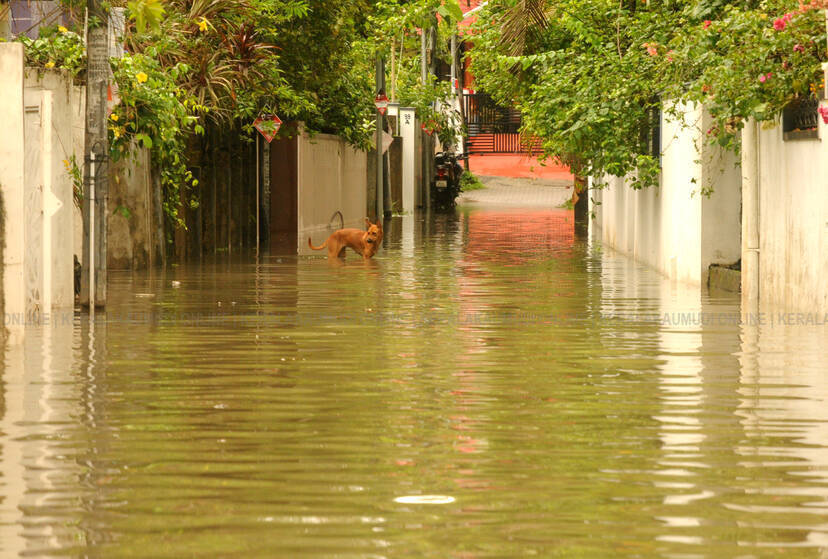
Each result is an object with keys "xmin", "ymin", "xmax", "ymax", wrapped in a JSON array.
[
  {"xmin": 676, "ymin": 2, "xmax": 827, "ymax": 152},
  {"xmin": 127, "ymin": 0, "xmax": 166, "ymax": 34},
  {"xmin": 109, "ymin": 53, "xmax": 201, "ymax": 227},
  {"xmin": 460, "ymin": 171, "xmax": 485, "ymax": 191},
  {"xmin": 18, "ymin": 26, "xmax": 86, "ymax": 81},
  {"xmin": 469, "ymin": 0, "xmax": 828, "ymax": 191},
  {"xmin": 63, "ymin": 155, "xmax": 84, "ymax": 208}
]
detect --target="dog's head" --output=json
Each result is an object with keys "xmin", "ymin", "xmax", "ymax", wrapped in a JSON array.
[{"xmin": 364, "ymin": 218, "xmax": 383, "ymax": 247}]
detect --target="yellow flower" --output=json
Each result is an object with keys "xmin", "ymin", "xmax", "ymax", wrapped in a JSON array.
[
  {"xmin": 62, "ymin": 159, "xmax": 70, "ymax": 169},
  {"xmin": 110, "ymin": 113, "xmax": 119, "ymax": 122},
  {"xmin": 58, "ymin": 25, "xmax": 68, "ymax": 33},
  {"xmin": 759, "ymin": 13, "xmax": 767, "ymax": 20},
  {"xmin": 45, "ymin": 61, "xmax": 55, "ymax": 69},
  {"xmin": 197, "ymin": 17, "xmax": 208, "ymax": 32},
  {"xmin": 136, "ymin": 72, "xmax": 148, "ymax": 83},
  {"xmin": 112, "ymin": 127, "xmax": 121, "ymax": 139}
]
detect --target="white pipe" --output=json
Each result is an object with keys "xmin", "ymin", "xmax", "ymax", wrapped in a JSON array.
[
  {"xmin": 42, "ymin": 91, "xmax": 52, "ymax": 315},
  {"xmin": 256, "ymin": 134, "xmax": 260, "ymax": 258},
  {"xmin": 420, "ymin": 28, "xmax": 427, "ymax": 84},
  {"xmin": 450, "ymin": 33, "xmax": 457, "ymax": 95},
  {"xmin": 741, "ymin": 119, "xmax": 759, "ymax": 314},
  {"xmin": 89, "ymin": 153, "xmax": 96, "ymax": 309}
]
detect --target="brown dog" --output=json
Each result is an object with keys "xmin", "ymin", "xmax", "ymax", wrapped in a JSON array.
[{"xmin": 308, "ymin": 218, "xmax": 383, "ymax": 260}]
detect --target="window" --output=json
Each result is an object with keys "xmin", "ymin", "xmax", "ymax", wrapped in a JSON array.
[{"xmin": 783, "ymin": 96, "xmax": 820, "ymax": 141}]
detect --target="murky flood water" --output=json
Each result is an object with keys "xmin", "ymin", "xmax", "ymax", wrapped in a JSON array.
[{"xmin": 2, "ymin": 208, "xmax": 827, "ymax": 558}]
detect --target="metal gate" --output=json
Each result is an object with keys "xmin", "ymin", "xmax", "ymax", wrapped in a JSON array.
[{"xmin": 462, "ymin": 92, "xmax": 539, "ymax": 154}]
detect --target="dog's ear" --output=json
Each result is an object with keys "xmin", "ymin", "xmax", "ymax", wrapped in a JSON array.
[{"xmin": 364, "ymin": 217, "xmax": 372, "ymax": 228}]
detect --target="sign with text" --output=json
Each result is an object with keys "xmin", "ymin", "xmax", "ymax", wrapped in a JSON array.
[
  {"xmin": 400, "ymin": 107, "xmax": 416, "ymax": 212},
  {"xmin": 374, "ymin": 93, "xmax": 389, "ymax": 115}
]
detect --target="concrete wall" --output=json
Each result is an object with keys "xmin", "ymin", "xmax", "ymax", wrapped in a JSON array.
[
  {"xmin": 298, "ymin": 132, "xmax": 367, "ymax": 254},
  {"xmin": 65, "ymin": 80, "xmax": 152, "ymax": 271},
  {"xmin": 700, "ymin": 108, "xmax": 742, "ymax": 276},
  {"xmin": 107, "ymin": 147, "xmax": 153, "ymax": 269},
  {"xmin": 0, "ymin": 45, "xmax": 76, "ymax": 342},
  {"xmin": 0, "ymin": 43, "xmax": 26, "ymax": 339},
  {"xmin": 24, "ymin": 69, "xmax": 75, "ymax": 309},
  {"xmin": 71, "ymin": 84, "xmax": 85, "ymax": 261},
  {"xmin": 751, "ymin": 117, "xmax": 828, "ymax": 312},
  {"xmin": 389, "ymin": 137, "xmax": 402, "ymax": 212},
  {"xmin": 591, "ymin": 101, "xmax": 741, "ymax": 286}
]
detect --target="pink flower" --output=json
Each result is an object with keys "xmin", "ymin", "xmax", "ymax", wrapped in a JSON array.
[
  {"xmin": 643, "ymin": 42, "xmax": 658, "ymax": 56},
  {"xmin": 773, "ymin": 18, "xmax": 786, "ymax": 30},
  {"xmin": 759, "ymin": 72, "xmax": 772, "ymax": 83},
  {"xmin": 666, "ymin": 50, "xmax": 674, "ymax": 62},
  {"xmin": 793, "ymin": 44, "xmax": 804, "ymax": 52},
  {"xmin": 819, "ymin": 105, "xmax": 828, "ymax": 124},
  {"xmin": 702, "ymin": 20, "xmax": 712, "ymax": 29}
]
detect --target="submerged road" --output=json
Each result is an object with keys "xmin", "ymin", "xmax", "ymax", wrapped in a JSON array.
[{"xmin": 0, "ymin": 190, "xmax": 826, "ymax": 557}]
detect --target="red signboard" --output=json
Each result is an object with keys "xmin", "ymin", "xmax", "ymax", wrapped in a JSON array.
[
  {"xmin": 374, "ymin": 93, "xmax": 388, "ymax": 115},
  {"xmin": 421, "ymin": 120, "xmax": 438, "ymax": 136},
  {"xmin": 253, "ymin": 114, "xmax": 283, "ymax": 143}
]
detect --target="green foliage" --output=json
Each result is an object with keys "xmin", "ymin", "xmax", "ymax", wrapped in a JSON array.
[
  {"xmin": 114, "ymin": 205, "xmax": 133, "ymax": 219},
  {"xmin": 124, "ymin": 0, "xmax": 314, "ymax": 126},
  {"xmin": 18, "ymin": 0, "xmax": 476, "ymax": 230},
  {"xmin": 395, "ymin": 74, "xmax": 463, "ymax": 150},
  {"xmin": 266, "ymin": 1, "xmax": 376, "ymax": 147},
  {"xmin": 18, "ymin": 26, "xmax": 86, "ymax": 81},
  {"xmin": 109, "ymin": 53, "xmax": 201, "ymax": 227},
  {"xmin": 126, "ymin": 0, "xmax": 165, "ymax": 34},
  {"xmin": 459, "ymin": 171, "xmax": 485, "ymax": 191},
  {"xmin": 368, "ymin": 0, "xmax": 468, "ymax": 150},
  {"xmin": 437, "ymin": 0, "xmax": 463, "ymax": 22},
  {"xmin": 62, "ymin": 155, "xmax": 84, "ymax": 208},
  {"xmin": 470, "ymin": 0, "xmax": 828, "ymax": 190},
  {"xmin": 676, "ymin": 2, "xmax": 827, "ymax": 152}
]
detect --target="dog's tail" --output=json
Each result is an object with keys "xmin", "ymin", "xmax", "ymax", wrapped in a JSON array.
[{"xmin": 308, "ymin": 237, "xmax": 327, "ymax": 251}]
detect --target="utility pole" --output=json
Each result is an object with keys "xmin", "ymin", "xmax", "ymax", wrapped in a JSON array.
[
  {"xmin": 456, "ymin": 37, "xmax": 470, "ymax": 172},
  {"xmin": 375, "ymin": 56, "xmax": 385, "ymax": 220},
  {"xmin": 420, "ymin": 27, "xmax": 427, "ymax": 84},
  {"xmin": 81, "ymin": 0, "xmax": 109, "ymax": 308},
  {"xmin": 420, "ymin": 24, "xmax": 431, "ymax": 211}
]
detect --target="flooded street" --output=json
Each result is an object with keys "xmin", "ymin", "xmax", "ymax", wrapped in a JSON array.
[{"xmin": 2, "ymin": 206, "xmax": 827, "ymax": 558}]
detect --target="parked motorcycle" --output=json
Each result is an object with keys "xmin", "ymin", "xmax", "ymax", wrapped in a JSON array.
[{"xmin": 431, "ymin": 151, "xmax": 466, "ymax": 211}]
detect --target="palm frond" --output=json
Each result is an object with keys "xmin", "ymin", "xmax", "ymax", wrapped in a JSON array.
[{"xmin": 500, "ymin": 0, "xmax": 549, "ymax": 57}]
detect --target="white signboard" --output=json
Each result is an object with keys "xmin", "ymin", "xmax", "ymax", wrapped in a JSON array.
[{"xmin": 400, "ymin": 107, "xmax": 416, "ymax": 213}]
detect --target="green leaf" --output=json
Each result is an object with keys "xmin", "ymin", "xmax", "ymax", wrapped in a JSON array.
[
  {"xmin": 136, "ymin": 133, "xmax": 153, "ymax": 148},
  {"xmin": 114, "ymin": 205, "xmax": 132, "ymax": 219},
  {"xmin": 438, "ymin": 0, "xmax": 464, "ymax": 23},
  {"xmin": 127, "ymin": 0, "xmax": 165, "ymax": 34}
]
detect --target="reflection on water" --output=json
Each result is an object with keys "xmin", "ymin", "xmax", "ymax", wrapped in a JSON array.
[{"xmin": 1, "ymin": 208, "xmax": 827, "ymax": 557}]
